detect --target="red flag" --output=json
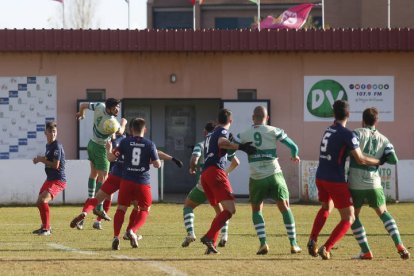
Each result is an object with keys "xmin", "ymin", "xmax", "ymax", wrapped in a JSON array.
[{"xmin": 260, "ymin": 3, "xmax": 315, "ymax": 29}]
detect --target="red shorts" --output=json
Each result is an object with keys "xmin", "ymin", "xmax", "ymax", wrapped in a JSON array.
[
  {"xmin": 201, "ymin": 166, "xmax": 234, "ymax": 206},
  {"xmin": 316, "ymin": 179, "xmax": 353, "ymax": 209},
  {"xmin": 100, "ymin": 174, "xmax": 121, "ymax": 195},
  {"xmin": 118, "ymin": 179, "xmax": 152, "ymax": 209},
  {"xmin": 39, "ymin": 180, "xmax": 66, "ymax": 199}
]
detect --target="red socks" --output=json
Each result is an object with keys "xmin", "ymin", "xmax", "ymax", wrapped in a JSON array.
[
  {"xmin": 310, "ymin": 208, "xmax": 330, "ymax": 241},
  {"xmin": 205, "ymin": 210, "xmax": 232, "ymax": 241},
  {"xmin": 82, "ymin": 198, "xmax": 98, "ymax": 213},
  {"xmin": 324, "ymin": 220, "xmax": 352, "ymax": 252},
  {"xmin": 113, "ymin": 209, "xmax": 126, "ymax": 238},
  {"xmin": 131, "ymin": 210, "xmax": 149, "ymax": 233},
  {"xmin": 126, "ymin": 208, "xmax": 139, "ymax": 231},
  {"xmin": 38, "ymin": 202, "xmax": 50, "ymax": 230}
]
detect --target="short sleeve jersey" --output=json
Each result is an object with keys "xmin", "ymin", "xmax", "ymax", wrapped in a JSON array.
[
  {"xmin": 110, "ymin": 134, "xmax": 126, "ymax": 177},
  {"xmin": 348, "ymin": 127, "xmax": 395, "ymax": 190},
  {"xmin": 203, "ymin": 126, "xmax": 230, "ymax": 171},
  {"xmin": 116, "ymin": 136, "xmax": 159, "ymax": 184},
  {"xmin": 45, "ymin": 140, "xmax": 66, "ymax": 182},
  {"xmin": 89, "ymin": 103, "xmax": 118, "ymax": 145},
  {"xmin": 316, "ymin": 123, "xmax": 359, "ymax": 183},
  {"xmin": 238, "ymin": 124, "xmax": 288, "ymax": 180}
]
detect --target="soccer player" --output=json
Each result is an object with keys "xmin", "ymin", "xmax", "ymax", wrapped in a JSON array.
[
  {"xmin": 307, "ymin": 100, "xmax": 381, "ymax": 260},
  {"xmin": 182, "ymin": 121, "xmax": 240, "ymax": 248},
  {"xmin": 75, "ymin": 98, "xmax": 127, "ymax": 230},
  {"xmin": 32, "ymin": 121, "xmax": 66, "ymax": 236},
  {"xmin": 348, "ymin": 107, "xmax": 410, "ymax": 260},
  {"xmin": 200, "ymin": 108, "xmax": 256, "ymax": 254},
  {"xmin": 237, "ymin": 106, "xmax": 301, "ymax": 255},
  {"xmin": 107, "ymin": 118, "xmax": 161, "ymax": 250},
  {"xmin": 70, "ymin": 119, "xmax": 183, "ymax": 237}
]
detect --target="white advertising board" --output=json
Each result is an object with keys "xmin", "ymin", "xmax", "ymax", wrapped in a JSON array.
[{"xmin": 304, "ymin": 76, "xmax": 394, "ymax": 122}]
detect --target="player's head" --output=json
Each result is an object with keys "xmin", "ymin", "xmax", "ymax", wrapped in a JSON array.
[
  {"xmin": 333, "ymin": 100, "xmax": 349, "ymax": 121},
  {"xmin": 131, "ymin": 117, "xmax": 146, "ymax": 136},
  {"xmin": 362, "ymin": 107, "xmax": 378, "ymax": 127},
  {"xmin": 45, "ymin": 121, "xmax": 57, "ymax": 143},
  {"xmin": 105, "ymin": 98, "xmax": 121, "ymax": 116},
  {"xmin": 128, "ymin": 118, "xmax": 136, "ymax": 135},
  {"xmin": 203, "ymin": 121, "xmax": 216, "ymax": 136},
  {"xmin": 253, "ymin": 106, "xmax": 268, "ymax": 124},
  {"xmin": 218, "ymin": 108, "xmax": 232, "ymax": 126}
]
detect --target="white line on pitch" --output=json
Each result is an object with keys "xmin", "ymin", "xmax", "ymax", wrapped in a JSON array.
[
  {"xmin": 112, "ymin": 255, "xmax": 187, "ymax": 276},
  {"xmin": 47, "ymin": 243, "xmax": 96, "ymax": 255}
]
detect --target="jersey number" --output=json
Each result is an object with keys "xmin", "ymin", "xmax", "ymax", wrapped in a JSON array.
[
  {"xmin": 205, "ymin": 136, "xmax": 211, "ymax": 152},
  {"xmin": 320, "ymin": 132, "xmax": 332, "ymax": 152},
  {"xmin": 132, "ymin": 148, "xmax": 141, "ymax": 166},
  {"xmin": 253, "ymin": 132, "xmax": 262, "ymax": 147}
]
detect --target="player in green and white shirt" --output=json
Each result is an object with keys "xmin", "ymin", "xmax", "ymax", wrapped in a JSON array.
[
  {"xmin": 237, "ymin": 106, "xmax": 301, "ymax": 255},
  {"xmin": 348, "ymin": 107, "xmax": 410, "ymax": 260},
  {"xmin": 181, "ymin": 121, "xmax": 240, "ymax": 248},
  {"xmin": 76, "ymin": 98, "xmax": 127, "ymax": 230}
]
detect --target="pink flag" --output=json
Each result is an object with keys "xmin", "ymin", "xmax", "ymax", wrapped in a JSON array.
[{"xmin": 260, "ymin": 3, "xmax": 315, "ymax": 29}]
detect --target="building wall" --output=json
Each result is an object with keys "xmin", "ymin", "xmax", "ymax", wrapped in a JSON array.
[
  {"xmin": 1, "ymin": 51, "xmax": 413, "ymax": 196},
  {"xmin": 150, "ymin": 0, "xmax": 414, "ymax": 29}
]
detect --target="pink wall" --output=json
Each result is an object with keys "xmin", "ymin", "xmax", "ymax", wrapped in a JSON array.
[{"xmin": 1, "ymin": 51, "xmax": 413, "ymax": 194}]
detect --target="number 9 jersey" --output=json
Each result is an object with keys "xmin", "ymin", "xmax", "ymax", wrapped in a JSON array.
[
  {"xmin": 114, "ymin": 136, "xmax": 159, "ymax": 184},
  {"xmin": 316, "ymin": 122, "xmax": 359, "ymax": 183}
]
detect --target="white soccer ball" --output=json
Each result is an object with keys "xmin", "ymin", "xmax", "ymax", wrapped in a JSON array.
[{"xmin": 102, "ymin": 117, "xmax": 120, "ymax": 135}]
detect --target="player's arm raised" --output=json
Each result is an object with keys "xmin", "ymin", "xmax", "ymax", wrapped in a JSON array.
[
  {"xmin": 76, "ymin": 102, "xmax": 90, "ymax": 120},
  {"xmin": 117, "ymin": 118, "xmax": 128, "ymax": 135},
  {"xmin": 157, "ymin": 150, "xmax": 183, "ymax": 168}
]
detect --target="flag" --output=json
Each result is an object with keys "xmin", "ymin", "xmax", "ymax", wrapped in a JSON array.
[
  {"xmin": 259, "ymin": 3, "xmax": 315, "ymax": 29},
  {"xmin": 52, "ymin": 0, "xmax": 63, "ymax": 3},
  {"xmin": 249, "ymin": 0, "xmax": 257, "ymax": 4},
  {"xmin": 124, "ymin": 0, "xmax": 129, "ymax": 3}
]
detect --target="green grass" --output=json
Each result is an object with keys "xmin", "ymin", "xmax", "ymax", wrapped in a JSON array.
[{"xmin": 0, "ymin": 203, "xmax": 413, "ymax": 275}]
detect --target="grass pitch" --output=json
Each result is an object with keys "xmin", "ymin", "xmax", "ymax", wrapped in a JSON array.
[{"xmin": 0, "ymin": 202, "xmax": 413, "ymax": 275}]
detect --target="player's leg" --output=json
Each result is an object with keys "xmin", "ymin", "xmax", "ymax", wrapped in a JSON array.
[
  {"xmin": 70, "ymin": 189, "xmax": 111, "ymax": 229},
  {"xmin": 216, "ymin": 202, "xmax": 229, "ymax": 247},
  {"xmin": 249, "ymin": 177, "xmax": 268, "ymax": 254},
  {"xmin": 112, "ymin": 180, "xmax": 133, "ymax": 250},
  {"xmin": 35, "ymin": 180, "xmax": 65, "ymax": 235},
  {"xmin": 182, "ymin": 185, "xmax": 205, "ymax": 247},
  {"xmin": 350, "ymin": 189, "xmax": 373, "ymax": 259},
  {"xmin": 127, "ymin": 185, "xmax": 152, "ymax": 248},
  {"xmin": 272, "ymin": 173, "xmax": 301, "ymax": 254},
  {"xmin": 372, "ymin": 189, "xmax": 410, "ymax": 260},
  {"xmin": 199, "ymin": 167, "xmax": 224, "ymax": 254},
  {"xmin": 319, "ymin": 183, "xmax": 355, "ymax": 260}
]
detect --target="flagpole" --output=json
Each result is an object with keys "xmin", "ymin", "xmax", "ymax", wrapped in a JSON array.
[
  {"xmin": 322, "ymin": 0, "xmax": 325, "ymax": 30},
  {"xmin": 128, "ymin": 1, "xmax": 130, "ymax": 29},
  {"xmin": 62, "ymin": 2, "xmax": 65, "ymax": 29},
  {"xmin": 258, "ymin": 0, "xmax": 261, "ymax": 31},
  {"xmin": 387, "ymin": 0, "xmax": 391, "ymax": 29},
  {"xmin": 193, "ymin": 4, "xmax": 196, "ymax": 30}
]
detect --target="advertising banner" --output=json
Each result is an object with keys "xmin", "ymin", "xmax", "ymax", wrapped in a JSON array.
[
  {"xmin": 300, "ymin": 160, "xmax": 396, "ymax": 202},
  {"xmin": 0, "ymin": 76, "xmax": 56, "ymax": 159},
  {"xmin": 304, "ymin": 76, "xmax": 394, "ymax": 122}
]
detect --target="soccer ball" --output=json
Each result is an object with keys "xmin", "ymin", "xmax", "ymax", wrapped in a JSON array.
[{"xmin": 102, "ymin": 117, "xmax": 120, "ymax": 135}]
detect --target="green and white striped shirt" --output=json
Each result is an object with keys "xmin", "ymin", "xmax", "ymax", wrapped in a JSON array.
[
  {"xmin": 89, "ymin": 103, "xmax": 116, "ymax": 145},
  {"xmin": 348, "ymin": 127, "xmax": 396, "ymax": 190}
]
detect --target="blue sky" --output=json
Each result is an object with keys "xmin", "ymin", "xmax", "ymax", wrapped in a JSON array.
[{"xmin": 0, "ymin": 0, "xmax": 146, "ymax": 29}]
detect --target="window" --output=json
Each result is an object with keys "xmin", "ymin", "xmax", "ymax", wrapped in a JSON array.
[
  {"xmin": 237, "ymin": 89, "xmax": 257, "ymax": 100},
  {"xmin": 154, "ymin": 11, "xmax": 193, "ymax": 29},
  {"xmin": 215, "ymin": 17, "xmax": 254, "ymax": 30},
  {"xmin": 86, "ymin": 89, "xmax": 105, "ymax": 101}
]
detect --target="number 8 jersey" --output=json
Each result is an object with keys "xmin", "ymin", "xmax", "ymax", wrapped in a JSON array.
[
  {"xmin": 115, "ymin": 136, "xmax": 159, "ymax": 184},
  {"xmin": 316, "ymin": 122, "xmax": 359, "ymax": 183}
]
